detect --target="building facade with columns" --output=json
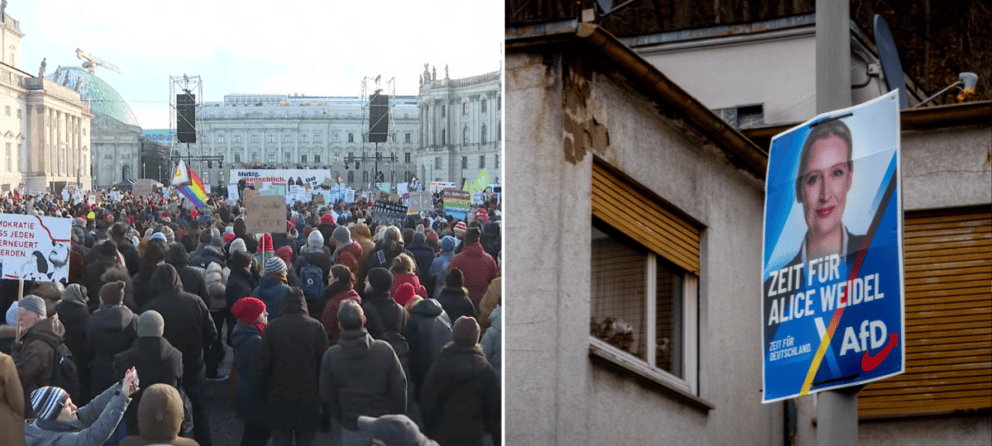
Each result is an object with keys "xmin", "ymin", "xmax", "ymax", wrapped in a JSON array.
[
  {"xmin": 0, "ymin": 15, "xmax": 92, "ymax": 194},
  {"xmin": 187, "ymin": 94, "xmax": 420, "ymax": 190},
  {"xmin": 418, "ymin": 69, "xmax": 501, "ymax": 186}
]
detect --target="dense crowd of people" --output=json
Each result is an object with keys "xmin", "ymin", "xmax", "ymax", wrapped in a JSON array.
[{"xmin": 0, "ymin": 189, "xmax": 502, "ymax": 446}]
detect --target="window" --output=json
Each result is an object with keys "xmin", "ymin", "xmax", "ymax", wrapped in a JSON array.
[
  {"xmin": 481, "ymin": 125, "xmax": 487, "ymax": 144},
  {"xmin": 435, "ymin": 157, "xmax": 442, "ymax": 169},
  {"xmin": 268, "ymin": 153, "xmax": 275, "ymax": 162},
  {"xmin": 301, "ymin": 132, "xmax": 308, "ymax": 143},
  {"xmin": 5, "ymin": 143, "xmax": 10, "ymax": 172},
  {"xmin": 301, "ymin": 154, "xmax": 307, "ymax": 164},
  {"xmin": 461, "ymin": 156, "xmax": 468, "ymax": 169},
  {"xmin": 481, "ymin": 99, "xmax": 487, "ymax": 114},
  {"xmin": 495, "ymin": 154, "xmax": 499, "ymax": 168},
  {"xmin": 348, "ymin": 152, "xmax": 354, "ymax": 162},
  {"xmin": 5, "ymin": 106, "xmax": 9, "ymax": 116},
  {"xmin": 463, "ymin": 127, "xmax": 469, "ymax": 145},
  {"xmin": 251, "ymin": 133, "xmax": 258, "ymax": 143},
  {"xmin": 218, "ymin": 134, "xmax": 225, "ymax": 143},
  {"xmin": 497, "ymin": 96, "xmax": 501, "ymax": 111},
  {"xmin": 441, "ymin": 105, "xmax": 445, "ymax": 117},
  {"xmin": 348, "ymin": 133, "xmax": 354, "ymax": 143},
  {"xmin": 348, "ymin": 171, "xmax": 354, "ymax": 183},
  {"xmin": 363, "ymin": 171, "xmax": 369, "ymax": 183},
  {"xmin": 479, "ymin": 155, "xmax": 485, "ymax": 168},
  {"xmin": 441, "ymin": 130, "xmax": 445, "ymax": 145},
  {"xmin": 285, "ymin": 153, "xmax": 291, "ymax": 162},
  {"xmin": 314, "ymin": 154, "xmax": 321, "ymax": 164},
  {"xmin": 405, "ymin": 133, "xmax": 411, "ymax": 143},
  {"xmin": 17, "ymin": 109, "xmax": 21, "ymax": 118},
  {"xmin": 235, "ymin": 134, "xmax": 242, "ymax": 143},
  {"xmin": 405, "ymin": 152, "xmax": 411, "ymax": 163},
  {"xmin": 234, "ymin": 153, "xmax": 241, "ymax": 163},
  {"xmin": 589, "ymin": 160, "xmax": 700, "ymax": 396},
  {"xmin": 268, "ymin": 133, "xmax": 274, "ymax": 143},
  {"xmin": 497, "ymin": 122, "xmax": 501, "ymax": 142},
  {"xmin": 284, "ymin": 133, "xmax": 291, "ymax": 142},
  {"xmin": 315, "ymin": 133, "xmax": 321, "ymax": 143},
  {"xmin": 462, "ymin": 102, "xmax": 468, "ymax": 115}
]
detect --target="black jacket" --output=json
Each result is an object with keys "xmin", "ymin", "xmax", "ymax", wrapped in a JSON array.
[
  {"xmin": 436, "ymin": 287, "xmax": 478, "ymax": 326},
  {"xmin": 113, "ymin": 336, "xmax": 183, "ymax": 435},
  {"xmin": 166, "ymin": 244, "xmax": 210, "ymax": 306},
  {"xmin": 189, "ymin": 246, "xmax": 225, "ymax": 270},
  {"xmin": 140, "ymin": 264, "xmax": 217, "ymax": 381},
  {"xmin": 225, "ymin": 267, "xmax": 257, "ymax": 309},
  {"xmin": 406, "ymin": 298, "xmax": 452, "ymax": 395},
  {"xmin": 420, "ymin": 345, "xmax": 500, "ymax": 446},
  {"xmin": 362, "ymin": 290, "xmax": 409, "ymax": 341},
  {"xmin": 319, "ymin": 328, "xmax": 406, "ymax": 431},
  {"xmin": 252, "ymin": 292, "xmax": 328, "ymax": 431},
  {"xmin": 86, "ymin": 305, "xmax": 137, "ymax": 396}
]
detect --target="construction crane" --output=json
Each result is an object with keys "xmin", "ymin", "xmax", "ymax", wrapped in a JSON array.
[{"xmin": 75, "ymin": 48, "xmax": 122, "ymax": 74}]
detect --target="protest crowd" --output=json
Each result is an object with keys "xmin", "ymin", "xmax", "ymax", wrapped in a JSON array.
[{"xmin": 0, "ymin": 186, "xmax": 502, "ymax": 446}]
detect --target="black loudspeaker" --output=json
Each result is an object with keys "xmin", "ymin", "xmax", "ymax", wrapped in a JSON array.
[
  {"xmin": 368, "ymin": 94, "xmax": 388, "ymax": 143},
  {"xmin": 177, "ymin": 94, "xmax": 196, "ymax": 143}
]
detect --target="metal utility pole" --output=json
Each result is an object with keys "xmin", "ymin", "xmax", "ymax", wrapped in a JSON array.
[{"xmin": 816, "ymin": 0, "xmax": 860, "ymax": 444}]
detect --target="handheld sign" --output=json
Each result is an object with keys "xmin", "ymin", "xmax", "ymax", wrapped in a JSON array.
[
  {"xmin": 443, "ymin": 189, "xmax": 471, "ymax": 220},
  {"xmin": 0, "ymin": 215, "xmax": 72, "ymax": 282},
  {"xmin": 245, "ymin": 195, "xmax": 287, "ymax": 235},
  {"xmin": 761, "ymin": 91, "xmax": 904, "ymax": 402},
  {"xmin": 369, "ymin": 201, "xmax": 409, "ymax": 227}
]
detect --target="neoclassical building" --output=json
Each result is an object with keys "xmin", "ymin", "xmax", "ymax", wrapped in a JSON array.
[
  {"xmin": 187, "ymin": 94, "xmax": 421, "ymax": 189},
  {"xmin": 0, "ymin": 15, "xmax": 93, "ymax": 194},
  {"xmin": 418, "ymin": 69, "xmax": 501, "ymax": 186}
]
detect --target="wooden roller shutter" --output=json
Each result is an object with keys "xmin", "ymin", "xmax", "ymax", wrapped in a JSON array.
[
  {"xmin": 859, "ymin": 206, "xmax": 992, "ymax": 418},
  {"xmin": 591, "ymin": 159, "xmax": 700, "ymax": 275}
]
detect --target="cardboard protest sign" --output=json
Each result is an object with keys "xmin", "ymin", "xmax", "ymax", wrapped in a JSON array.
[
  {"xmin": 313, "ymin": 193, "xmax": 325, "ymax": 206},
  {"xmin": 409, "ymin": 192, "xmax": 433, "ymax": 213},
  {"xmin": 245, "ymin": 195, "xmax": 288, "ymax": 235},
  {"xmin": 0, "ymin": 215, "xmax": 72, "ymax": 282},
  {"xmin": 443, "ymin": 189, "xmax": 471, "ymax": 220},
  {"xmin": 134, "ymin": 181, "xmax": 153, "ymax": 197},
  {"xmin": 369, "ymin": 201, "xmax": 409, "ymax": 227},
  {"xmin": 761, "ymin": 91, "xmax": 904, "ymax": 402}
]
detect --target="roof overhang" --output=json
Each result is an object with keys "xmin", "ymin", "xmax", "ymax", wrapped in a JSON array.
[{"xmin": 507, "ymin": 19, "xmax": 769, "ymax": 180}]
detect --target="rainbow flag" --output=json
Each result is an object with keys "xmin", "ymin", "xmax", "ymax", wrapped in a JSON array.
[{"xmin": 173, "ymin": 160, "xmax": 208, "ymax": 208}]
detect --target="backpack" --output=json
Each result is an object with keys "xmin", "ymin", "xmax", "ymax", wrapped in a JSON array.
[
  {"xmin": 300, "ymin": 259, "xmax": 325, "ymax": 300},
  {"xmin": 48, "ymin": 341, "xmax": 81, "ymax": 400},
  {"xmin": 368, "ymin": 304, "xmax": 410, "ymax": 371}
]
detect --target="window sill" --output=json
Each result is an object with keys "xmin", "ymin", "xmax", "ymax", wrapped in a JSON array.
[{"xmin": 589, "ymin": 338, "xmax": 713, "ymax": 412}]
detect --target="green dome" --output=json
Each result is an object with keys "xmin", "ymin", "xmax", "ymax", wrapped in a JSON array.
[{"xmin": 47, "ymin": 66, "xmax": 139, "ymax": 126}]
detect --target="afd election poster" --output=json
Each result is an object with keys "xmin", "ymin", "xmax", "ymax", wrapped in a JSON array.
[
  {"xmin": 0, "ymin": 215, "xmax": 72, "ymax": 282},
  {"xmin": 761, "ymin": 91, "xmax": 905, "ymax": 403}
]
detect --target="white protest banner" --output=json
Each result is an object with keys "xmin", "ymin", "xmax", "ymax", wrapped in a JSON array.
[
  {"xmin": 227, "ymin": 185, "xmax": 240, "ymax": 200},
  {"xmin": 230, "ymin": 169, "xmax": 330, "ymax": 187},
  {"xmin": 396, "ymin": 183, "xmax": 409, "ymax": 196},
  {"xmin": 0, "ymin": 215, "xmax": 72, "ymax": 282},
  {"xmin": 345, "ymin": 189, "xmax": 356, "ymax": 204}
]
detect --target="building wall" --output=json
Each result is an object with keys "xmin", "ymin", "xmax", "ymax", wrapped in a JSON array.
[
  {"xmin": 91, "ymin": 112, "xmax": 142, "ymax": 189},
  {"xmin": 418, "ymin": 70, "xmax": 502, "ymax": 186},
  {"xmin": 1, "ymin": 16, "xmax": 21, "ymax": 69},
  {"xmin": 901, "ymin": 125, "xmax": 992, "ymax": 211},
  {"xmin": 506, "ymin": 50, "xmax": 782, "ymax": 446},
  {"xmin": 189, "ymin": 95, "xmax": 420, "ymax": 189},
  {"xmin": 20, "ymin": 77, "xmax": 92, "ymax": 193}
]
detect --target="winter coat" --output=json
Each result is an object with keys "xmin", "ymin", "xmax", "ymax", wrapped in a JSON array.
[
  {"xmin": 406, "ymin": 298, "xmax": 452, "ymax": 395},
  {"xmin": 250, "ymin": 276, "xmax": 290, "ymax": 320},
  {"xmin": 166, "ymin": 246, "xmax": 210, "ymax": 306},
  {"xmin": 225, "ymin": 267, "xmax": 257, "ymax": 309},
  {"xmin": 116, "ymin": 240, "xmax": 143, "ymax": 277},
  {"xmin": 140, "ymin": 265, "xmax": 217, "ymax": 381},
  {"xmin": 390, "ymin": 272, "xmax": 428, "ymax": 302},
  {"xmin": 321, "ymin": 288, "xmax": 361, "ymax": 347},
  {"xmin": 204, "ymin": 262, "xmax": 229, "ymax": 311},
  {"xmin": 420, "ymin": 345, "xmax": 500, "ymax": 446},
  {"xmin": 478, "ymin": 277, "xmax": 501, "ymax": 332},
  {"xmin": 436, "ymin": 287, "xmax": 478, "ymax": 326},
  {"xmin": 428, "ymin": 251, "xmax": 454, "ymax": 298},
  {"xmin": 271, "ymin": 233, "xmax": 300, "ymax": 259},
  {"xmin": 332, "ymin": 242, "xmax": 363, "ymax": 277},
  {"xmin": 15, "ymin": 317, "xmax": 65, "ymax": 414},
  {"xmin": 232, "ymin": 322, "xmax": 265, "ymax": 425},
  {"xmin": 480, "ymin": 306, "xmax": 502, "ymax": 384},
  {"xmin": 54, "ymin": 289, "xmax": 90, "ymax": 391},
  {"xmin": 0, "ymin": 352, "xmax": 26, "ymax": 446},
  {"xmin": 252, "ymin": 292, "xmax": 327, "ymax": 431},
  {"xmin": 118, "ymin": 383, "xmax": 197, "ymax": 446},
  {"xmin": 112, "ymin": 336, "xmax": 184, "ymax": 436},
  {"xmin": 361, "ymin": 290, "xmax": 409, "ymax": 342},
  {"xmin": 447, "ymin": 242, "xmax": 499, "ymax": 306},
  {"xmin": 86, "ymin": 305, "xmax": 138, "ymax": 398},
  {"xmin": 319, "ymin": 328, "xmax": 406, "ymax": 431},
  {"xmin": 189, "ymin": 245, "xmax": 225, "ymax": 270},
  {"xmin": 481, "ymin": 222, "xmax": 501, "ymax": 261},
  {"xmin": 293, "ymin": 246, "xmax": 332, "ymax": 282},
  {"xmin": 407, "ymin": 242, "xmax": 436, "ymax": 289},
  {"xmin": 23, "ymin": 383, "xmax": 131, "ymax": 446}
]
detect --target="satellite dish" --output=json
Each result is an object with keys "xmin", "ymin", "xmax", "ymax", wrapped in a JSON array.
[{"xmin": 873, "ymin": 15, "xmax": 908, "ymax": 109}]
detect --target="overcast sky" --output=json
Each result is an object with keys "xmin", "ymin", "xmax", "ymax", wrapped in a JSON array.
[{"xmin": 10, "ymin": 0, "xmax": 503, "ymax": 129}]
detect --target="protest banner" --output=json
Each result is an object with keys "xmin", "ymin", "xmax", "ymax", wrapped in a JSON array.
[
  {"xmin": 0, "ymin": 215, "xmax": 72, "ymax": 282},
  {"xmin": 227, "ymin": 185, "xmax": 240, "ymax": 200},
  {"xmin": 396, "ymin": 183, "xmax": 409, "ymax": 196},
  {"xmin": 443, "ymin": 189, "xmax": 471, "ymax": 220},
  {"xmin": 230, "ymin": 169, "xmax": 329, "ymax": 187},
  {"xmin": 369, "ymin": 201, "xmax": 409, "ymax": 227},
  {"xmin": 134, "ymin": 180, "xmax": 154, "ymax": 197},
  {"xmin": 245, "ymin": 195, "xmax": 287, "ymax": 235},
  {"xmin": 761, "ymin": 91, "xmax": 904, "ymax": 403},
  {"xmin": 345, "ymin": 189, "xmax": 355, "ymax": 204},
  {"xmin": 409, "ymin": 192, "xmax": 433, "ymax": 213}
]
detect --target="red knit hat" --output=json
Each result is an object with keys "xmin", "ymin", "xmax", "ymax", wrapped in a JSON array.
[
  {"xmin": 393, "ymin": 283, "xmax": 416, "ymax": 308},
  {"xmin": 258, "ymin": 233, "xmax": 274, "ymax": 253},
  {"xmin": 232, "ymin": 297, "xmax": 266, "ymax": 324},
  {"xmin": 224, "ymin": 233, "xmax": 236, "ymax": 244},
  {"xmin": 275, "ymin": 246, "xmax": 293, "ymax": 265},
  {"xmin": 190, "ymin": 209, "xmax": 198, "ymax": 219},
  {"xmin": 321, "ymin": 213, "xmax": 335, "ymax": 225}
]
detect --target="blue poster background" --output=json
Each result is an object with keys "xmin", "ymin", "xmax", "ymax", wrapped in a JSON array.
[{"xmin": 761, "ymin": 92, "xmax": 905, "ymax": 403}]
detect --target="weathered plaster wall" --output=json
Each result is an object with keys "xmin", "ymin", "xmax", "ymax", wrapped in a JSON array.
[{"xmin": 901, "ymin": 125, "xmax": 992, "ymax": 211}]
